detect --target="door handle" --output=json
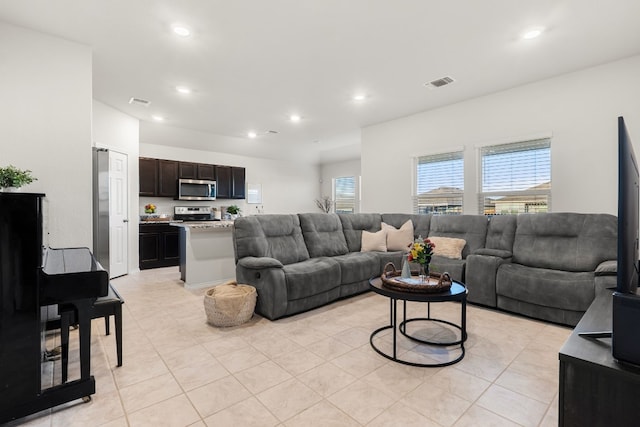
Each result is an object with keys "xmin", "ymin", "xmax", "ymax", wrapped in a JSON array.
[{"xmin": 123, "ymin": 219, "xmax": 129, "ymax": 223}]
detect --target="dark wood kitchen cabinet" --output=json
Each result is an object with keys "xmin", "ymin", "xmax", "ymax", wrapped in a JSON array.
[
  {"xmin": 139, "ymin": 157, "xmax": 158, "ymax": 196},
  {"xmin": 216, "ymin": 166, "xmax": 232, "ymax": 199},
  {"xmin": 216, "ymin": 166, "xmax": 245, "ymax": 199},
  {"xmin": 139, "ymin": 157, "xmax": 178, "ymax": 198},
  {"xmin": 178, "ymin": 162, "xmax": 216, "ymax": 181},
  {"xmin": 231, "ymin": 166, "xmax": 246, "ymax": 199},
  {"xmin": 139, "ymin": 223, "xmax": 179, "ymax": 269},
  {"xmin": 198, "ymin": 164, "xmax": 216, "ymax": 180},
  {"xmin": 157, "ymin": 160, "xmax": 178, "ymax": 198},
  {"xmin": 140, "ymin": 156, "xmax": 242, "ymax": 199},
  {"xmin": 178, "ymin": 162, "xmax": 197, "ymax": 179}
]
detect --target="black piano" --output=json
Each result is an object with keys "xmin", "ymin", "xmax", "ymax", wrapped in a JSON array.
[{"xmin": 0, "ymin": 193, "xmax": 108, "ymax": 423}]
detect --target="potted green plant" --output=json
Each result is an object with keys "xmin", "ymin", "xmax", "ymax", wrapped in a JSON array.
[
  {"xmin": 227, "ymin": 205, "xmax": 241, "ymax": 219},
  {"xmin": 0, "ymin": 165, "xmax": 37, "ymax": 191}
]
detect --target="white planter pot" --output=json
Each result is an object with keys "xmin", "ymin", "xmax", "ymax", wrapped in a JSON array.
[{"xmin": 1, "ymin": 186, "xmax": 21, "ymax": 192}]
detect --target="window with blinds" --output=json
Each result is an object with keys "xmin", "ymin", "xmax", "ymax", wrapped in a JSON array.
[
  {"xmin": 414, "ymin": 151, "xmax": 464, "ymax": 215},
  {"xmin": 334, "ymin": 176, "xmax": 356, "ymax": 214},
  {"xmin": 479, "ymin": 138, "xmax": 551, "ymax": 215}
]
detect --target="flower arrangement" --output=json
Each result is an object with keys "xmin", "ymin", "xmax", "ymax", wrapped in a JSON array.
[
  {"xmin": 144, "ymin": 203, "xmax": 156, "ymax": 214},
  {"xmin": 407, "ymin": 237, "xmax": 436, "ymax": 266}
]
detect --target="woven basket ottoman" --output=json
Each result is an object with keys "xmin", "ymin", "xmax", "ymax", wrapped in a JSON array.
[{"xmin": 204, "ymin": 281, "xmax": 257, "ymax": 327}]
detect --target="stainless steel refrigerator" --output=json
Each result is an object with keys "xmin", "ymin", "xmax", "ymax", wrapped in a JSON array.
[{"xmin": 92, "ymin": 147, "xmax": 110, "ymax": 276}]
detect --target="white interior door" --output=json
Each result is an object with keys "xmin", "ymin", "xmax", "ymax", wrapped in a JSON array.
[{"xmin": 109, "ymin": 151, "xmax": 128, "ymax": 278}]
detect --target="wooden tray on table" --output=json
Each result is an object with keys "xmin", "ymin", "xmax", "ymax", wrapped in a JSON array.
[{"xmin": 380, "ymin": 262, "xmax": 452, "ymax": 293}]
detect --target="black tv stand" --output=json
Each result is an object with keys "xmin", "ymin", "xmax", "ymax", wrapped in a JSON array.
[{"xmin": 559, "ymin": 289, "xmax": 640, "ymax": 426}]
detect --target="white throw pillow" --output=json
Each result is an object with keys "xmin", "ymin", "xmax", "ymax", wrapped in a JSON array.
[
  {"xmin": 361, "ymin": 229, "xmax": 387, "ymax": 252},
  {"xmin": 382, "ymin": 220, "xmax": 414, "ymax": 251},
  {"xmin": 429, "ymin": 236, "xmax": 467, "ymax": 260}
]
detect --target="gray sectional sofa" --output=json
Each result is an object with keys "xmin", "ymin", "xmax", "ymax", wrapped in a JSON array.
[{"xmin": 232, "ymin": 212, "xmax": 617, "ymax": 326}]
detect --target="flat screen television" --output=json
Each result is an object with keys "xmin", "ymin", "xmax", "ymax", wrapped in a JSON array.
[
  {"xmin": 580, "ymin": 117, "xmax": 640, "ymax": 352},
  {"xmin": 616, "ymin": 115, "xmax": 639, "ymax": 295},
  {"xmin": 611, "ymin": 116, "xmax": 640, "ymax": 366}
]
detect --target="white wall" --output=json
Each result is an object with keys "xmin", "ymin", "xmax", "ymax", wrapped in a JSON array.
[
  {"xmin": 0, "ymin": 22, "xmax": 92, "ymax": 247},
  {"xmin": 361, "ymin": 55, "xmax": 640, "ymax": 215},
  {"xmin": 139, "ymin": 137, "xmax": 320, "ymax": 216},
  {"xmin": 92, "ymin": 100, "xmax": 140, "ymax": 273},
  {"xmin": 320, "ymin": 159, "xmax": 361, "ymax": 212}
]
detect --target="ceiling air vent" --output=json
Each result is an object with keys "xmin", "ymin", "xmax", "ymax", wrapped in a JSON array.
[
  {"xmin": 266, "ymin": 130, "xmax": 279, "ymax": 134},
  {"xmin": 425, "ymin": 76, "xmax": 455, "ymax": 89},
  {"xmin": 128, "ymin": 97, "xmax": 151, "ymax": 107}
]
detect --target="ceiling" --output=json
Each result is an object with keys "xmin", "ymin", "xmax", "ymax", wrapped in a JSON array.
[{"xmin": 2, "ymin": 0, "xmax": 640, "ymax": 163}]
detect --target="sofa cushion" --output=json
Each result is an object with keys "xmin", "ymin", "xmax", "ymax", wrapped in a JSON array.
[
  {"xmin": 283, "ymin": 257, "xmax": 341, "ymax": 300},
  {"xmin": 339, "ymin": 213, "xmax": 382, "ymax": 252},
  {"xmin": 429, "ymin": 236, "xmax": 466, "ymax": 260},
  {"xmin": 512, "ymin": 213, "xmax": 617, "ymax": 272},
  {"xmin": 299, "ymin": 213, "xmax": 349, "ymax": 258},
  {"xmin": 429, "ymin": 215, "xmax": 488, "ymax": 259},
  {"xmin": 496, "ymin": 263, "xmax": 595, "ymax": 312},
  {"xmin": 377, "ymin": 251, "xmax": 405, "ymax": 276},
  {"xmin": 382, "ymin": 214, "xmax": 431, "ymax": 240},
  {"xmin": 485, "ymin": 215, "xmax": 517, "ymax": 251},
  {"xmin": 473, "ymin": 248, "xmax": 512, "ymax": 259},
  {"xmin": 234, "ymin": 215, "xmax": 309, "ymax": 265},
  {"xmin": 429, "ymin": 256, "xmax": 465, "ymax": 283},
  {"xmin": 382, "ymin": 220, "xmax": 414, "ymax": 251},
  {"xmin": 361, "ymin": 229, "xmax": 387, "ymax": 252},
  {"xmin": 333, "ymin": 252, "xmax": 381, "ymax": 284}
]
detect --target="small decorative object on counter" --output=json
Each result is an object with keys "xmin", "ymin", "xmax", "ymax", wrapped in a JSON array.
[
  {"xmin": 0, "ymin": 165, "xmax": 37, "ymax": 191},
  {"xmin": 144, "ymin": 203, "xmax": 156, "ymax": 214},
  {"xmin": 226, "ymin": 205, "xmax": 241, "ymax": 219}
]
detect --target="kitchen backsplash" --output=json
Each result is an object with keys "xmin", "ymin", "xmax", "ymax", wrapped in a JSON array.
[{"xmin": 139, "ymin": 197, "xmax": 250, "ymax": 218}]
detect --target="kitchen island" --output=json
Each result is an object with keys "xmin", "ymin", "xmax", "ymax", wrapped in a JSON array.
[{"xmin": 171, "ymin": 221, "xmax": 236, "ymax": 288}]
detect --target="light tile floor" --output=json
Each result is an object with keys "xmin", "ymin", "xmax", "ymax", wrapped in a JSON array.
[{"xmin": 9, "ymin": 267, "xmax": 571, "ymax": 427}]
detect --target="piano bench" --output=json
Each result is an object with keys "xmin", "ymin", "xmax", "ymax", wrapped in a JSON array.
[
  {"xmin": 57, "ymin": 283, "xmax": 124, "ymax": 382},
  {"xmin": 91, "ymin": 283, "xmax": 124, "ymax": 367}
]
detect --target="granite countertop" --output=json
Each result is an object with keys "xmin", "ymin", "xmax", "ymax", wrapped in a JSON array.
[{"xmin": 170, "ymin": 220, "xmax": 234, "ymax": 229}]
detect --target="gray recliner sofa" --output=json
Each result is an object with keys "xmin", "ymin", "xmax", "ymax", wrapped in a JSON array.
[
  {"xmin": 233, "ymin": 212, "xmax": 617, "ymax": 325},
  {"xmin": 466, "ymin": 213, "xmax": 617, "ymax": 326}
]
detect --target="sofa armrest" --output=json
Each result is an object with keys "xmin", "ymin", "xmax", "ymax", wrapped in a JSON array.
[
  {"xmin": 472, "ymin": 248, "xmax": 513, "ymax": 259},
  {"xmin": 236, "ymin": 258, "xmax": 287, "ymax": 320},
  {"xmin": 595, "ymin": 260, "xmax": 617, "ymax": 276},
  {"xmin": 237, "ymin": 256, "xmax": 284, "ymax": 270}
]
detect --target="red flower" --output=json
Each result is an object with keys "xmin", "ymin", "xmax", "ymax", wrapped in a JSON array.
[{"xmin": 407, "ymin": 254, "xmax": 413, "ymax": 261}]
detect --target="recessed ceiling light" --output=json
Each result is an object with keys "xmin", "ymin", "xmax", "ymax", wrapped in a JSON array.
[
  {"xmin": 352, "ymin": 94, "xmax": 367, "ymax": 101},
  {"xmin": 152, "ymin": 115, "xmax": 164, "ymax": 122},
  {"xmin": 247, "ymin": 131, "xmax": 257, "ymax": 139},
  {"xmin": 522, "ymin": 27, "xmax": 544, "ymax": 40},
  {"xmin": 176, "ymin": 86, "xmax": 191, "ymax": 94},
  {"xmin": 173, "ymin": 26, "xmax": 191, "ymax": 37},
  {"xmin": 289, "ymin": 114, "xmax": 302, "ymax": 123}
]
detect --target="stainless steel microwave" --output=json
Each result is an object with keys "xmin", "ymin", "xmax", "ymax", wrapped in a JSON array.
[{"xmin": 177, "ymin": 179, "xmax": 216, "ymax": 201}]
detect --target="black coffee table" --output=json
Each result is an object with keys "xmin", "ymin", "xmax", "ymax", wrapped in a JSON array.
[{"xmin": 369, "ymin": 276, "xmax": 468, "ymax": 367}]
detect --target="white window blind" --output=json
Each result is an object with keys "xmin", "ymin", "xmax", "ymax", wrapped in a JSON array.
[
  {"xmin": 414, "ymin": 151, "xmax": 464, "ymax": 215},
  {"xmin": 334, "ymin": 176, "xmax": 356, "ymax": 214},
  {"xmin": 479, "ymin": 138, "xmax": 551, "ymax": 215}
]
